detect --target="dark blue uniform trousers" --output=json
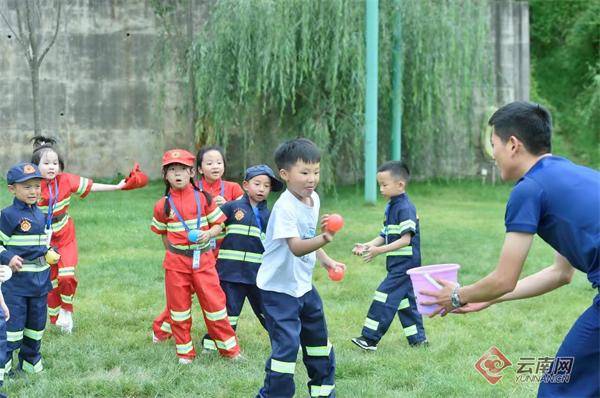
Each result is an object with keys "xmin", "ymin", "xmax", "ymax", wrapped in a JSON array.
[
  {"xmin": 538, "ymin": 294, "xmax": 599, "ymax": 397},
  {"xmin": 0, "ymin": 308, "xmax": 6, "ymax": 387},
  {"xmin": 202, "ymin": 280, "xmax": 266, "ymax": 350},
  {"xmin": 258, "ymin": 287, "xmax": 335, "ymax": 398},
  {"xmin": 361, "ymin": 269, "xmax": 426, "ymax": 345},
  {"xmin": 3, "ymin": 294, "xmax": 47, "ymax": 374}
]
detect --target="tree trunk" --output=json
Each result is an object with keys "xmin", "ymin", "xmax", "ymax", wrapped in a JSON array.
[
  {"xmin": 186, "ymin": 0, "xmax": 197, "ymax": 146},
  {"xmin": 30, "ymin": 61, "xmax": 41, "ymax": 136}
]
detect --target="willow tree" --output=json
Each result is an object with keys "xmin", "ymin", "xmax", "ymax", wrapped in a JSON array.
[{"xmin": 192, "ymin": 0, "xmax": 494, "ymax": 186}]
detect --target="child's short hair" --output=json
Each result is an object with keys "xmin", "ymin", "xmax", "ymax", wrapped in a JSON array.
[
  {"xmin": 30, "ymin": 136, "xmax": 65, "ymax": 170},
  {"xmin": 196, "ymin": 145, "xmax": 226, "ymax": 170},
  {"xmin": 378, "ymin": 160, "xmax": 410, "ymax": 182},
  {"xmin": 274, "ymin": 138, "xmax": 321, "ymax": 170},
  {"xmin": 488, "ymin": 101, "xmax": 552, "ymax": 155}
]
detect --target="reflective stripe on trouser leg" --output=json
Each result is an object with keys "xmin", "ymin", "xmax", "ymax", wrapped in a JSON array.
[
  {"xmin": 47, "ymin": 263, "xmax": 60, "ymax": 323},
  {"xmin": 19, "ymin": 295, "xmax": 47, "ymax": 371},
  {"xmin": 300, "ymin": 288, "xmax": 336, "ymax": 397},
  {"xmin": 259, "ymin": 289, "xmax": 302, "ymax": 398},
  {"xmin": 56, "ymin": 239, "xmax": 79, "ymax": 312},
  {"xmin": 362, "ymin": 270, "xmax": 426, "ymax": 344},
  {"xmin": 396, "ymin": 277, "xmax": 427, "ymax": 345},
  {"xmin": 165, "ymin": 269, "xmax": 196, "ymax": 359},
  {"xmin": 152, "ymin": 308, "xmax": 172, "ymax": 340},
  {"xmin": 4, "ymin": 294, "xmax": 26, "ymax": 368},
  {"xmin": 191, "ymin": 267, "xmax": 239, "ymax": 357}
]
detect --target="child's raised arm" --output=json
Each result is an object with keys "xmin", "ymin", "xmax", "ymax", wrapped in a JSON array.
[{"xmin": 90, "ymin": 180, "xmax": 126, "ymax": 192}]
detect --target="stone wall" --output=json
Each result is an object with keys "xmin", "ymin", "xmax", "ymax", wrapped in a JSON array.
[{"xmin": 0, "ymin": 0, "xmax": 530, "ymax": 180}]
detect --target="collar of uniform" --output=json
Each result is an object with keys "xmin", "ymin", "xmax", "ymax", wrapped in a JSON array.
[
  {"xmin": 201, "ymin": 176, "xmax": 222, "ymax": 192},
  {"xmin": 13, "ymin": 197, "xmax": 35, "ymax": 210},
  {"xmin": 243, "ymin": 193, "xmax": 267, "ymax": 210},
  {"xmin": 169, "ymin": 183, "xmax": 195, "ymax": 198},
  {"xmin": 388, "ymin": 193, "xmax": 406, "ymax": 205}
]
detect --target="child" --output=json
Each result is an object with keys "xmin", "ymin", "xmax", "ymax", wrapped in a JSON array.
[
  {"xmin": 31, "ymin": 136, "xmax": 126, "ymax": 333},
  {"xmin": 256, "ymin": 138, "xmax": 345, "ymax": 398},
  {"xmin": 201, "ymin": 164, "xmax": 283, "ymax": 351},
  {"xmin": 153, "ymin": 145, "xmax": 244, "ymax": 342},
  {"xmin": 196, "ymin": 145, "xmax": 244, "ymax": 248},
  {"xmin": 0, "ymin": 163, "xmax": 54, "ymax": 376},
  {"xmin": 351, "ymin": 161, "xmax": 427, "ymax": 351},
  {"xmin": 150, "ymin": 149, "xmax": 240, "ymax": 363}
]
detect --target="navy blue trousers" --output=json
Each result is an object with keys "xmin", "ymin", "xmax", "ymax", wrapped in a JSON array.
[
  {"xmin": 3, "ymin": 294, "xmax": 47, "ymax": 374},
  {"xmin": 0, "ymin": 307, "xmax": 6, "ymax": 387},
  {"xmin": 202, "ymin": 280, "xmax": 266, "ymax": 350},
  {"xmin": 361, "ymin": 269, "xmax": 426, "ymax": 345},
  {"xmin": 258, "ymin": 287, "xmax": 335, "ymax": 398},
  {"xmin": 538, "ymin": 294, "xmax": 599, "ymax": 397}
]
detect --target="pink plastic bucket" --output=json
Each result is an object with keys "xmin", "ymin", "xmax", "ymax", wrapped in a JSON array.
[{"xmin": 407, "ymin": 264, "xmax": 461, "ymax": 315}]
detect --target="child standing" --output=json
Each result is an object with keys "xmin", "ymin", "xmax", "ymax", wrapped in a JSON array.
[
  {"xmin": 351, "ymin": 161, "xmax": 427, "ymax": 351},
  {"xmin": 0, "ymin": 163, "xmax": 53, "ymax": 376},
  {"xmin": 31, "ymin": 137, "xmax": 126, "ymax": 333},
  {"xmin": 201, "ymin": 164, "xmax": 283, "ymax": 351},
  {"xmin": 150, "ymin": 149, "xmax": 240, "ymax": 363},
  {"xmin": 0, "ymin": 258, "xmax": 12, "ymax": 396},
  {"xmin": 256, "ymin": 138, "xmax": 345, "ymax": 398}
]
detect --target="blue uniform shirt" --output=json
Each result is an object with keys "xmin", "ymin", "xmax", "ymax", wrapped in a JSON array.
[
  {"xmin": 505, "ymin": 156, "xmax": 600, "ymax": 288},
  {"xmin": 379, "ymin": 193, "xmax": 421, "ymax": 271},
  {"xmin": 0, "ymin": 198, "xmax": 51, "ymax": 297},
  {"xmin": 217, "ymin": 195, "xmax": 271, "ymax": 284}
]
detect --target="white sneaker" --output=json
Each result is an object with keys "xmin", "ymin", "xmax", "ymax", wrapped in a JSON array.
[
  {"xmin": 178, "ymin": 358, "xmax": 193, "ymax": 365},
  {"xmin": 56, "ymin": 309, "xmax": 73, "ymax": 333},
  {"xmin": 152, "ymin": 333, "xmax": 163, "ymax": 344}
]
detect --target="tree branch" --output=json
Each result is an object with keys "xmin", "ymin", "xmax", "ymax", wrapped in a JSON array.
[
  {"xmin": 38, "ymin": 0, "xmax": 62, "ymax": 66},
  {"xmin": 0, "ymin": 4, "xmax": 31, "ymax": 62},
  {"xmin": 24, "ymin": 0, "xmax": 38, "ymax": 62}
]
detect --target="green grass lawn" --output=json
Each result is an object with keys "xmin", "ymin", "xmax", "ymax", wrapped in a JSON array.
[{"xmin": 1, "ymin": 180, "xmax": 595, "ymax": 397}]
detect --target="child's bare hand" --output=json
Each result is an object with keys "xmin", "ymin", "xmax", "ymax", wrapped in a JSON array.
[
  {"xmin": 320, "ymin": 215, "xmax": 337, "ymax": 237},
  {"xmin": 214, "ymin": 195, "xmax": 226, "ymax": 206},
  {"xmin": 361, "ymin": 246, "xmax": 380, "ymax": 263},
  {"xmin": 324, "ymin": 260, "xmax": 346, "ymax": 272},
  {"xmin": 8, "ymin": 255, "xmax": 23, "ymax": 272},
  {"xmin": 352, "ymin": 243, "xmax": 367, "ymax": 256},
  {"xmin": 116, "ymin": 179, "xmax": 127, "ymax": 189},
  {"xmin": 0, "ymin": 265, "xmax": 13, "ymax": 282},
  {"xmin": 197, "ymin": 231, "xmax": 211, "ymax": 244},
  {"xmin": 0, "ymin": 302, "xmax": 9, "ymax": 321}
]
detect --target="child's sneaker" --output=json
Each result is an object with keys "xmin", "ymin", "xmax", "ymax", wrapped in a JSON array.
[
  {"xmin": 56, "ymin": 309, "xmax": 73, "ymax": 334},
  {"xmin": 351, "ymin": 336, "xmax": 377, "ymax": 351},
  {"xmin": 227, "ymin": 352, "xmax": 247, "ymax": 362},
  {"xmin": 410, "ymin": 339, "xmax": 429, "ymax": 347},
  {"xmin": 152, "ymin": 332, "xmax": 161, "ymax": 344},
  {"xmin": 178, "ymin": 357, "xmax": 193, "ymax": 365}
]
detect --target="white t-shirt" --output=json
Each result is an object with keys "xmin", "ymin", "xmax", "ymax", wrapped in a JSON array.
[{"xmin": 256, "ymin": 189, "xmax": 320, "ymax": 297}]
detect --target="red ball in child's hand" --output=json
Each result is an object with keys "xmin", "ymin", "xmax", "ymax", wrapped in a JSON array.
[
  {"xmin": 326, "ymin": 214, "xmax": 344, "ymax": 233},
  {"xmin": 328, "ymin": 266, "xmax": 345, "ymax": 282}
]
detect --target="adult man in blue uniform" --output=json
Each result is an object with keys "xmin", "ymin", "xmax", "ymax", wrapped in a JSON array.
[
  {"xmin": 0, "ymin": 163, "xmax": 53, "ymax": 376},
  {"xmin": 423, "ymin": 102, "xmax": 599, "ymax": 397}
]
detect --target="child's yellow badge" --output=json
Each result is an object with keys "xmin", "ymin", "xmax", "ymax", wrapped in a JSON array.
[
  {"xmin": 234, "ymin": 209, "xmax": 245, "ymax": 221},
  {"xmin": 23, "ymin": 164, "xmax": 36, "ymax": 174},
  {"xmin": 20, "ymin": 219, "xmax": 32, "ymax": 232}
]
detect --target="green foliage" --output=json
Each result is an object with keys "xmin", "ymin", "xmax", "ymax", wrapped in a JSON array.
[
  {"xmin": 191, "ymin": 0, "xmax": 494, "ymax": 187},
  {"xmin": 530, "ymin": 0, "xmax": 599, "ymax": 166}
]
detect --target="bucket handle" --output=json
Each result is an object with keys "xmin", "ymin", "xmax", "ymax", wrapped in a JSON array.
[{"xmin": 423, "ymin": 273, "xmax": 443, "ymax": 290}]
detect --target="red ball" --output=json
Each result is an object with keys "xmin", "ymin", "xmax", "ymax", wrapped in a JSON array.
[
  {"xmin": 328, "ymin": 266, "xmax": 345, "ymax": 282},
  {"xmin": 326, "ymin": 214, "xmax": 344, "ymax": 233}
]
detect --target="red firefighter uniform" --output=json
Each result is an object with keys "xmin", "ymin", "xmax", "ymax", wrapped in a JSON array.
[
  {"xmin": 37, "ymin": 173, "xmax": 93, "ymax": 323},
  {"xmin": 151, "ymin": 184, "xmax": 239, "ymax": 359},
  {"xmin": 197, "ymin": 175, "xmax": 244, "ymax": 248}
]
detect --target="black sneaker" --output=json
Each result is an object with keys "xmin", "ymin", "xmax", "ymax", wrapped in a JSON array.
[
  {"xmin": 410, "ymin": 339, "xmax": 429, "ymax": 347},
  {"xmin": 351, "ymin": 336, "xmax": 377, "ymax": 351}
]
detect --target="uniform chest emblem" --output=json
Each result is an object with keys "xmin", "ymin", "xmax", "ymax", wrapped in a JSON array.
[
  {"xmin": 20, "ymin": 219, "xmax": 32, "ymax": 232},
  {"xmin": 23, "ymin": 164, "xmax": 36, "ymax": 174},
  {"xmin": 234, "ymin": 209, "xmax": 245, "ymax": 221}
]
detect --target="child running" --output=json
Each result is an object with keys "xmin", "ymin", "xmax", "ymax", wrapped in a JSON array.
[{"xmin": 150, "ymin": 149, "xmax": 240, "ymax": 363}]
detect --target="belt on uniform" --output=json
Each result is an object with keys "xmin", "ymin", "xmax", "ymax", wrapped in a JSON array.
[
  {"xmin": 52, "ymin": 213, "xmax": 67, "ymax": 224},
  {"xmin": 20, "ymin": 256, "xmax": 50, "ymax": 272},
  {"xmin": 166, "ymin": 243, "xmax": 211, "ymax": 258}
]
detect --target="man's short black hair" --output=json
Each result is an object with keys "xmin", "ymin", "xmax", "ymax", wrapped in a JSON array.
[
  {"xmin": 274, "ymin": 138, "xmax": 321, "ymax": 170},
  {"xmin": 378, "ymin": 160, "xmax": 410, "ymax": 182},
  {"xmin": 488, "ymin": 101, "xmax": 552, "ymax": 155}
]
